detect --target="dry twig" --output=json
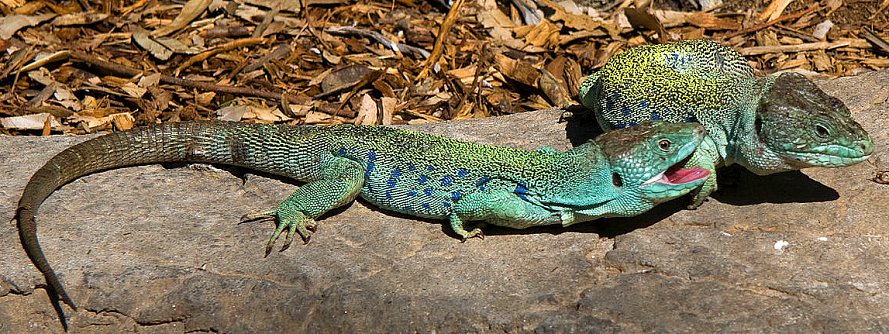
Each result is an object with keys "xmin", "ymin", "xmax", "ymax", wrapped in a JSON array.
[
  {"xmin": 723, "ymin": 4, "xmax": 819, "ymax": 39},
  {"xmin": 417, "ymin": 0, "xmax": 465, "ymax": 80}
]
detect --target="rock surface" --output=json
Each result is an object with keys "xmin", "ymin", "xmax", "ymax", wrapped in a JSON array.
[{"xmin": 1, "ymin": 69, "xmax": 887, "ymax": 333}]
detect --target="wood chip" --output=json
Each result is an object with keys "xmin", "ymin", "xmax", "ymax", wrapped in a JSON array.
[
  {"xmin": 740, "ymin": 41, "xmax": 850, "ymax": 56},
  {"xmin": 0, "ymin": 13, "xmax": 55, "ymax": 39},
  {"xmin": 759, "ymin": 0, "xmax": 795, "ymax": 22},
  {"xmin": 354, "ymin": 94, "xmax": 378, "ymax": 125},
  {"xmin": 494, "ymin": 54, "xmax": 540, "ymax": 87},
  {"xmin": 1, "ymin": 113, "xmax": 60, "ymax": 130},
  {"xmin": 151, "ymin": 0, "xmax": 211, "ymax": 37}
]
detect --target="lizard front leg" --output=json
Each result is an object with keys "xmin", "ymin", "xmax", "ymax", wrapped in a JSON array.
[
  {"xmin": 450, "ymin": 191, "xmax": 562, "ymax": 240},
  {"xmin": 686, "ymin": 136, "xmax": 720, "ymax": 209},
  {"xmin": 244, "ymin": 155, "xmax": 365, "ymax": 255}
]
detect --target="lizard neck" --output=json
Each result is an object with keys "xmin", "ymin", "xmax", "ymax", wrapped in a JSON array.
[{"xmin": 727, "ymin": 76, "xmax": 795, "ymax": 174}]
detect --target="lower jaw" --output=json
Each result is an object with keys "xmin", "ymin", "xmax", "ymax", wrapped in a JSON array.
[{"xmin": 785, "ymin": 154, "xmax": 870, "ymax": 168}]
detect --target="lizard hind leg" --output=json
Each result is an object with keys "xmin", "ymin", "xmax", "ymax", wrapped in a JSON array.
[{"xmin": 247, "ymin": 156, "xmax": 365, "ymax": 256}]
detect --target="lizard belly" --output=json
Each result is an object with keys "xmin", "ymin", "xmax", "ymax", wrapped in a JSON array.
[{"xmin": 358, "ymin": 184, "xmax": 459, "ymax": 219}]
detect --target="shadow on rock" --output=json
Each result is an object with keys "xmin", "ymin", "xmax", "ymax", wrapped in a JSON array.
[
  {"xmin": 562, "ymin": 104, "xmax": 604, "ymax": 147},
  {"xmin": 582, "ymin": 199, "xmax": 690, "ymax": 238},
  {"xmin": 478, "ymin": 196, "xmax": 690, "ymax": 239},
  {"xmin": 711, "ymin": 168, "xmax": 839, "ymax": 205},
  {"xmin": 160, "ymin": 163, "xmax": 305, "ymax": 187}
]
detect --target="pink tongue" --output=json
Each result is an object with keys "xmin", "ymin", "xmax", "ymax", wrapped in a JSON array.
[{"xmin": 664, "ymin": 167, "xmax": 710, "ymax": 184}]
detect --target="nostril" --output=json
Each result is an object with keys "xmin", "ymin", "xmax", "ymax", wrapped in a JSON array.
[{"xmin": 860, "ymin": 140, "xmax": 875, "ymax": 154}]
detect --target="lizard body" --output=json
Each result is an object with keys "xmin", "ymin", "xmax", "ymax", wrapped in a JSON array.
[
  {"xmin": 578, "ymin": 40, "xmax": 874, "ymax": 207},
  {"xmin": 16, "ymin": 120, "xmax": 709, "ymax": 311}
]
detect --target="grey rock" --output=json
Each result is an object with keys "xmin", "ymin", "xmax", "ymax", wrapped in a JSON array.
[{"xmin": 1, "ymin": 69, "xmax": 887, "ymax": 333}]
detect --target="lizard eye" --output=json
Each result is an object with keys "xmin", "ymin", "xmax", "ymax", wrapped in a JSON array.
[
  {"xmin": 815, "ymin": 124, "xmax": 830, "ymax": 138},
  {"xmin": 612, "ymin": 172, "xmax": 623, "ymax": 187},
  {"xmin": 754, "ymin": 116, "xmax": 763, "ymax": 134},
  {"xmin": 658, "ymin": 139, "xmax": 671, "ymax": 151}
]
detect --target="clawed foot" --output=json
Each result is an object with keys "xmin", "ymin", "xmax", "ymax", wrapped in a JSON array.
[
  {"xmin": 240, "ymin": 209, "xmax": 316, "ymax": 257},
  {"xmin": 459, "ymin": 228, "xmax": 485, "ymax": 242},
  {"xmin": 450, "ymin": 214, "xmax": 486, "ymax": 242},
  {"xmin": 686, "ymin": 199, "xmax": 706, "ymax": 210},
  {"xmin": 686, "ymin": 176, "xmax": 717, "ymax": 210},
  {"xmin": 686, "ymin": 189, "xmax": 710, "ymax": 210}
]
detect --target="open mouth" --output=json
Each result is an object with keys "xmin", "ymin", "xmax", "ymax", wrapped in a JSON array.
[
  {"xmin": 663, "ymin": 165, "xmax": 710, "ymax": 184},
  {"xmin": 642, "ymin": 155, "xmax": 711, "ymax": 186}
]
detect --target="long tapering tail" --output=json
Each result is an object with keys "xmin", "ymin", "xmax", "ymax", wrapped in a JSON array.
[{"xmin": 15, "ymin": 121, "xmax": 309, "ymax": 309}]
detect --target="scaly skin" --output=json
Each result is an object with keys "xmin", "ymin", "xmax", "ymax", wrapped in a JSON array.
[
  {"xmin": 578, "ymin": 40, "xmax": 874, "ymax": 208},
  {"xmin": 16, "ymin": 120, "xmax": 708, "ymax": 311}
]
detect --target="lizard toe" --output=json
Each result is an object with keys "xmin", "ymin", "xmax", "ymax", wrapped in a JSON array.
[
  {"xmin": 460, "ymin": 228, "xmax": 484, "ymax": 242},
  {"xmin": 239, "ymin": 209, "xmax": 276, "ymax": 225}
]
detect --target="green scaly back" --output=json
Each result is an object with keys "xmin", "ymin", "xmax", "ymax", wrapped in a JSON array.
[{"xmin": 578, "ymin": 39, "xmax": 873, "ymax": 208}]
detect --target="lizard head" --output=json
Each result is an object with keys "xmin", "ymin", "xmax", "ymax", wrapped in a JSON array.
[
  {"xmin": 747, "ymin": 72, "xmax": 874, "ymax": 173},
  {"xmin": 580, "ymin": 121, "xmax": 710, "ymax": 217}
]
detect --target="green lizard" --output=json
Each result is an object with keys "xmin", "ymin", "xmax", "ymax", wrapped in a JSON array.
[
  {"xmin": 578, "ymin": 40, "xmax": 874, "ymax": 208},
  {"xmin": 16, "ymin": 120, "xmax": 709, "ymax": 311}
]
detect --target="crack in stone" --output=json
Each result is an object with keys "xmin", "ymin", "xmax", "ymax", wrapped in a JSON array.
[{"xmin": 81, "ymin": 308, "xmax": 193, "ymax": 331}]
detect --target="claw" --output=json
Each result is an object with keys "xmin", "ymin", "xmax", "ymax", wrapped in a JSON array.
[
  {"xmin": 264, "ymin": 217, "xmax": 289, "ymax": 257},
  {"xmin": 686, "ymin": 201, "xmax": 705, "ymax": 210},
  {"xmin": 686, "ymin": 188, "xmax": 710, "ymax": 210},
  {"xmin": 239, "ymin": 210, "xmax": 276, "ymax": 225},
  {"xmin": 282, "ymin": 219, "xmax": 300, "ymax": 252},
  {"xmin": 460, "ymin": 228, "xmax": 484, "ymax": 242},
  {"xmin": 259, "ymin": 209, "xmax": 316, "ymax": 256}
]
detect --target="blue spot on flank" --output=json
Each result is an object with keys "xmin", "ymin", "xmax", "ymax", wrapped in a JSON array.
[
  {"xmin": 476, "ymin": 176, "xmax": 490, "ymax": 191},
  {"xmin": 337, "ymin": 147, "xmax": 347, "ymax": 156},
  {"xmin": 620, "ymin": 106, "xmax": 632, "ymax": 117},
  {"xmin": 613, "ymin": 122, "xmax": 627, "ymax": 129},
  {"xmin": 442, "ymin": 202, "xmax": 452, "ymax": 208},
  {"xmin": 387, "ymin": 178, "xmax": 398, "ymax": 189},
  {"xmin": 418, "ymin": 175, "xmax": 428, "ymax": 185},
  {"xmin": 385, "ymin": 190, "xmax": 393, "ymax": 200},
  {"xmin": 628, "ymin": 121, "xmax": 638, "ymax": 127},
  {"xmin": 605, "ymin": 97, "xmax": 615, "ymax": 111},
  {"xmin": 365, "ymin": 162, "xmax": 375, "ymax": 178},
  {"xmin": 651, "ymin": 110, "xmax": 661, "ymax": 121},
  {"xmin": 684, "ymin": 115, "xmax": 698, "ymax": 123},
  {"xmin": 639, "ymin": 100, "xmax": 650, "ymax": 109},
  {"xmin": 514, "ymin": 182, "xmax": 530, "ymax": 201},
  {"xmin": 441, "ymin": 175, "xmax": 454, "ymax": 186},
  {"xmin": 476, "ymin": 176, "xmax": 490, "ymax": 185},
  {"xmin": 427, "ymin": 165, "xmax": 435, "ymax": 172},
  {"xmin": 451, "ymin": 191, "xmax": 462, "ymax": 201},
  {"xmin": 421, "ymin": 203, "xmax": 431, "ymax": 210},
  {"xmin": 457, "ymin": 168, "xmax": 469, "ymax": 177},
  {"xmin": 367, "ymin": 151, "xmax": 377, "ymax": 161},
  {"xmin": 424, "ymin": 188, "xmax": 434, "ymax": 196},
  {"xmin": 391, "ymin": 168, "xmax": 402, "ymax": 179},
  {"xmin": 667, "ymin": 53, "xmax": 681, "ymax": 69},
  {"xmin": 408, "ymin": 190, "xmax": 418, "ymax": 197},
  {"xmin": 407, "ymin": 163, "xmax": 417, "ymax": 171}
]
